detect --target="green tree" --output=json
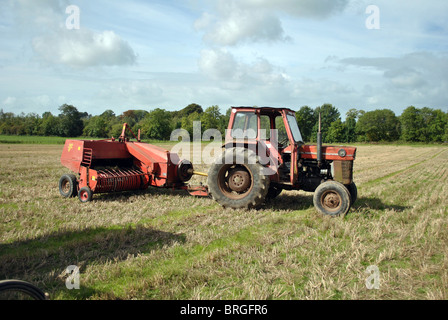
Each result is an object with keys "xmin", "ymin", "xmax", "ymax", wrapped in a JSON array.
[
  {"xmin": 444, "ymin": 112, "xmax": 448, "ymax": 142},
  {"xmin": 110, "ymin": 123, "xmax": 126, "ymax": 139},
  {"xmin": 40, "ymin": 112, "xmax": 60, "ymax": 136},
  {"xmin": 0, "ymin": 110, "xmax": 17, "ymax": 135},
  {"xmin": 400, "ymin": 106, "xmax": 421, "ymax": 141},
  {"xmin": 181, "ymin": 111, "xmax": 202, "ymax": 138},
  {"xmin": 83, "ymin": 116, "xmax": 109, "ymax": 138},
  {"xmin": 421, "ymin": 107, "xmax": 446, "ymax": 142},
  {"xmin": 357, "ymin": 109, "xmax": 400, "ymax": 142},
  {"xmin": 23, "ymin": 113, "xmax": 41, "ymax": 136},
  {"xmin": 345, "ymin": 109, "xmax": 361, "ymax": 143},
  {"xmin": 327, "ymin": 119, "xmax": 346, "ymax": 143},
  {"xmin": 100, "ymin": 109, "xmax": 116, "ymax": 120},
  {"xmin": 201, "ymin": 105, "xmax": 226, "ymax": 133},
  {"xmin": 139, "ymin": 108, "xmax": 172, "ymax": 140},
  {"xmin": 179, "ymin": 103, "xmax": 203, "ymax": 118},
  {"xmin": 312, "ymin": 104, "xmax": 341, "ymax": 143},
  {"xmin": 58, "ymin": 104, "xmax": 84, "ymax": 137},
  {"xmin": 400, "ymin": 106, "xmax": 447, "ymax": 142},
  {"xmin": 120, "ymin": 110, "xmax": 148, "ymax": 127},
  {"xmin": 295, "ymin": 106, "xmax": 315, "ymax": 142}
]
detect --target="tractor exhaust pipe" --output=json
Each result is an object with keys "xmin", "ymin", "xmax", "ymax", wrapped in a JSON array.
[{"xmin": 317, "ymin": 113, "xmax": 322, "ymax": 167}]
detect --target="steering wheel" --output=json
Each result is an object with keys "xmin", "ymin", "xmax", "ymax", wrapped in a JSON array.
[{"xmin": 278, "ymin": 137, "xmax": 290, "ymax": 148}]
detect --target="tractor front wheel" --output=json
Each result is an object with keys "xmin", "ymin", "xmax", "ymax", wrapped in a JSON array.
[{"xmin": 313, "ymin": 181, "xmax": 351, "ymax": 217}]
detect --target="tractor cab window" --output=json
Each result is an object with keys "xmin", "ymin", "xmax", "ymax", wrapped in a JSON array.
[
  {"xmin": 286, "ymin": 114, "xmax": 304, "ymax": 143},
  {"xmin": 260, "ymin": 115, "xmax": 271, "ymax": 140},
  {"xmin": 275, "ymin": 116, "xmax": 289, "ymax": 146},
  {"xmin": 231, "ymin": 112, "xmax": 257, "ymax": 139}
]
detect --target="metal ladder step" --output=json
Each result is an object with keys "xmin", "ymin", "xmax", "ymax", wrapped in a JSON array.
[{"xmin": 81, "ymin": 148, "xmax": 93, "ymax": 167}]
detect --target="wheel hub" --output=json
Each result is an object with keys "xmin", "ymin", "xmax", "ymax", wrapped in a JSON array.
[
  {"xmin": 62, "ymin": 180, "xmax": 70, "ymax": 193},
  {"xmin": 323, "ymin": 191, "xmax": 341, "ymax": 209},
  {"xmin": 228, "ymin": 169, "xmax": 251, "ymax": 192}
]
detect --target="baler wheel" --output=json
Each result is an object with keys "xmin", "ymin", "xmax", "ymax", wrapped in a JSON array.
[
  {"xmin": 78, "ymin": 187, "xmax": 93, "ymax": 203},
  {"xmin": 313, "ymin": 181, "xmax": 351, "ymax": 217},
  {"xmin": 59, "ymin": 174, "xmax": 77, "ymax": 198}
]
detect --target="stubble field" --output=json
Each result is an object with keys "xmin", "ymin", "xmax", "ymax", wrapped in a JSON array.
[{"xmin": 0, "ymin": 142, "xmax": 447, "ymax": 300}]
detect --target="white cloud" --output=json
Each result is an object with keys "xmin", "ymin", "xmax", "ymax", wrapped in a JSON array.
[
  {"xmin": 195, "ymin": 0, "xmax": 349, "ymax": 46},
  {"xmin": 2, "ymin": 96, "xmax": 17, "ymax": 107},
  {"xmin": 199, "ymin": 49, "xmax": 239, "ymax": 80},
  {"xmin": 194, "ymin": 12, "xmax": 216, "ymax": 31},
  {"xmin": 11, "ymin": 0, "xmax": 69, "ymax": 30},
  {"xmin": 239, "ymin": 0, "xmax": 349, "ymax": 18},
  {"xmin": 1, "ymin": 94, "xmax": 64, "ymax": 115},
  {"xmin": 336, "ymin": 52, "xmax": 448, "ymax": 108},
  {"xmin": 9, "ymin": 0, "xmax": 137, "ymax": 68},
  {"xmin": 339, "ymin": 52, "xmax": 448, "ymax": 89},
  {"xmin": 98, "ymin": 80, "xmax": 165, "ymax": 107},
  {"xmin": 199, "ymin": 48, "xmax": 288, "ymax": 87},
  {"xmin": 198, "ymin": 2, "xmax": 285, "ymax": 46},
  {"xmin": 32, "ymin": 28, "xmax": 137, "ymax": 68}
]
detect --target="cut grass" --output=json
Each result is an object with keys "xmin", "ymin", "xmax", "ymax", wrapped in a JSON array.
[{"xmin": 0, "ymin": 143, "xmax": 447, "ymax": 300}]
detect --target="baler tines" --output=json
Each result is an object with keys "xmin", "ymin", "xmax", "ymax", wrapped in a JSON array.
[{"xmin": 58, "ymin": 124, "xmax": 208, "ymax": 202}]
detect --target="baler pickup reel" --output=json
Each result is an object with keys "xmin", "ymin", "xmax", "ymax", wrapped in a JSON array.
[{"xmin": 59, "ymin": 123, "xmax": 209, "ymax": 203}]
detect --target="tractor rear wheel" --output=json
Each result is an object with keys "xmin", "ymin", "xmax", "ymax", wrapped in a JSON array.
[
  {"xmin": 208, "ymin": 148, "xmax": 269, "ymax": 209},
  {"xmin": 313, "ymin": 181, "xmax": 351, "ymax": 217},
  {"xmin": 59, "ymin": 174, "xmax": 77, "ymax": 198}
]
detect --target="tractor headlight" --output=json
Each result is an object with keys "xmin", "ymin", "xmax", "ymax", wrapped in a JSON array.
[{"xmin": 338, "ymin": 149, "xmax": 347, "ymax": 158}]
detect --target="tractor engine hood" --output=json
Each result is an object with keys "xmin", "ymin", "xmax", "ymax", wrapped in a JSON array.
[{"xmin": 300, "ymin": 145, "xmax": 357, "ymax": 161}]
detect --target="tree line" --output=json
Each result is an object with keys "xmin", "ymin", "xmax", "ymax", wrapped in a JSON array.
[{"xmin": 1, "ymin": 103, "xmax": 447, "ymax": 143}]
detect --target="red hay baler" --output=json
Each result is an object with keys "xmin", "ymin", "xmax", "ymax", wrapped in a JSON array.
[{"xmin": 58, "ymin": 124, "xmax": 208, "ymax": 202}]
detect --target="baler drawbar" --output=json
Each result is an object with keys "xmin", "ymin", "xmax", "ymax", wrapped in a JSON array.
[{"xmin": 59, "ymin": 123, "xmax": 209, "ymax": 202}]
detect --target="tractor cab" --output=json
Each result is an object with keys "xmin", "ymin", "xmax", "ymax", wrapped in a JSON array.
[
  {"xmin": 225, "ymin": 107, "xmax": 304, "ymax": 185},
  {"xmin": 226, "ymin": 106, "xmax": 303, "ymax": 149}
]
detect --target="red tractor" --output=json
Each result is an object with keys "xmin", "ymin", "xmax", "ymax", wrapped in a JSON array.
[{"xmin": 207, "ymin": 107, "xmax": 357, "ymax": 216}]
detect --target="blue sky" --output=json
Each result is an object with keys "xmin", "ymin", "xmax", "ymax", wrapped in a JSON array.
[{"xmin": 0, "ymin": 0, "xmax": 447, "ymax": 118}]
